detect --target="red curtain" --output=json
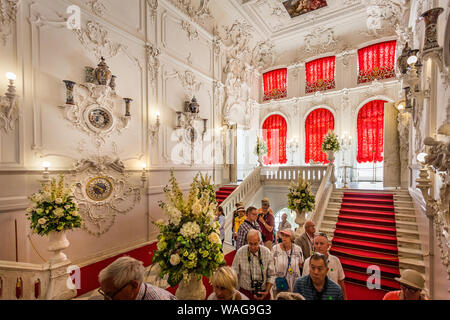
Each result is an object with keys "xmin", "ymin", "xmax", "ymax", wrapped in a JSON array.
[
  {"xmin": 306, "ymin": 56, "xmax": 336, "ymax": 93},
  {"xmin": 263, "ymin": 68, "xmax": 287, "ymax": 101},
  {"xmin": 357, "ymin": 100, "xmax": 385, "ymax": 163},
  {"xmin": 262, "ymin": 115, "xmax": 287, "ymax": 165},
  {"xmin": 305, "ymin": 108, "xmax": 334, "ymax": 164},
  {"xmin": 358, "ymin": 40, "xmax": 396, "ymax": 84}
]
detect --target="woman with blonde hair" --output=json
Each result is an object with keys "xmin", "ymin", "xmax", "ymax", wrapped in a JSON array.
[{"xmin": 208, "ymin": 266, "xmax": 249, "ymax": 300}]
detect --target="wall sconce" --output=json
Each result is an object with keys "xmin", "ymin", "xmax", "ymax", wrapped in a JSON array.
[
  {"xmin": 395, "ymin": 100, "xmax": 406, "ymax": 113},
  {"xmin": 149, "ymin": 111, "xmax": 160, "ymax": 143},
  {"xmin": 174, "ymin": 97, "xmax": 208, "ymax": 142},
  {"xmin": 123, "ymin": 98, "xmax": 133, "ymax": 117},
  {"xmin": 416, "ymin": 152, "xmax": 431, "ymax": 202},
  {"xmin": 140, "ymin": 162, "xmax": 147, "ymax": 187},
  {"xmin": 42, "ymin": 161, "xmax": 51, "ymax": 182},
  {"xmin": 1, "ymin": 72, "xmax": 18, "ymax": 132}
]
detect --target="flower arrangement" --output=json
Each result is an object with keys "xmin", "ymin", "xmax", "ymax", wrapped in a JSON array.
[
  {"xmin": 26, "ymin": 175, "xmax": 82, "ymax": 236},
  {"xmin": 287, "ymin": 177, "xmax": 316, "ymax": 213},
  {"xmin": 152, "ymin": 171, "xmax": 225, "ymax": 287},
  {"xmin": 322, "ymin": 130, "xmax": 341, "ymax": 152},
  {"xmin": 254, "ymin": 136, "xmax": 268, "ymax": 157}
]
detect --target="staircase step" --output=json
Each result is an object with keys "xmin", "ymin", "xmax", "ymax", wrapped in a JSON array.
[
  {"xmin": 399, "ymin": 258, "xmax": 426, "ymax": 273},
  {"xmin": 330, "ymin": 246, "xmax": 399, "ymax": 266},
  {"xmin": 338, "ymin": 208, "xmax": 396, "ymax": 219},
  {"xmin": 333, "ymin": 229, "xmax": 398, "ymax": 245},
  {"xmin": 335, "ymin": 221, "xmax": 397, "ymax": 235},
  {"xmin": 342, "ymin": 197, "xmax": 394, "ymax": 205},
  {"xmin": 397, "ymin": 246, "xmax": 424, "ymax": 259},
  {"xmin": 341, "ymin": 203, "xmax": 395, "ymax": 212},
  {"xmin": 338, "ymin": 215, "xmax": 396, "ymax": 227},
  {"xmin": 331, "ymin": 237, "xmax": 398, "ymax": 255},
  {"xmin": 216, "ymin": 191, "xmax": 234, "ymax": 196},
  {"xmin": 343, "ymin": 192, "xmax": 393, "ymax": 199},
  {"xmin": 339, "ymin": 257, "xmax": 401, "ymax": 278},
  {"xmin": 343, "ymin": 270, "xmax": 400, "ymax": 291}
]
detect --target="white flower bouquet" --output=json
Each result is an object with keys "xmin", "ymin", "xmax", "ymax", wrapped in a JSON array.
[
  {"xmin": 254, "ymin": 136, "xmax": 268, "ymax": 157},
  {"xmin": 26, "ymin": 175, "xmax": 82, "ymax": 236},
  {"xmin": 287, "ymin": 177, "xmax": 316, "ymax": 213},
  {"xmin": 153, "ymin": 171, "xmax": 224, "ymax": 287},
  {"xmin": 322, "ymin": 130, "xmax": 341, "ymax": 152}
]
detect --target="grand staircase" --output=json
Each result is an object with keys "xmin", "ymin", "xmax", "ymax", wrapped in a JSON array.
[
  {"xmin": 215, "ymin": 185, "xmax": 238, "ymax": 205},
  {"xmin": 320, "ymin": 189, "xmax": 425, "ymax": 299}
]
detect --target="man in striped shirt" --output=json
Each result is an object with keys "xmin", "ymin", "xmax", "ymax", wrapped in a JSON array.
[
  {"xmin": 293, "ymin": 253, "xmax": 344, "ymax": 300},
  {"xmin": 236, "ymin": 206, "xmax": 262, "ymax": 251}
]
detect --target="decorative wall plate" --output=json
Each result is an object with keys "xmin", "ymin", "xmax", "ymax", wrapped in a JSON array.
[
  {"xmin": 84, "ymin": 105, "xmax": 114, "ymax": 133},
  {"xmin": 86, "ymin": 176, "xmax": 113, "ymax": 201}
]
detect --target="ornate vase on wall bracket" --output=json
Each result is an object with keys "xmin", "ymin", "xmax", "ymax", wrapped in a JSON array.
[
  {"xmin": 94, "ymin": 57, "xmax": 112, "ymax": 86},
  {"xmin": 420, "ymin": 7, "xmax": 444, "ymax": 52}
]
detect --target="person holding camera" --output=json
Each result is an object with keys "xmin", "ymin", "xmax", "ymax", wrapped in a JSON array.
[
  {"xmin": 271, "ymin": 229, "xmax": 303, "ymax": 298},
  {"xmin": 257, "ymin": 198, "xmax": 275, "ymax": 250},
  {"xmin": 232, "ymin": 229, "xmax": 275, "ymax": 300}
]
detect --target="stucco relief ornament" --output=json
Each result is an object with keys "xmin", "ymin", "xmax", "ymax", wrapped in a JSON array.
[
  {"xmin": 74, "ymin": 21, "xmax": 125, "ymax": 59},
  {"xmin": 252, "ymin": 40, "xmax": 276, "ymax": 70},
  {"xmin": 0, "ymin": 0, "xmax": 18, "ymax": 46},
  {"xmin": 70, "ymin": 157, "xmax": 141, "ymax": 236}
]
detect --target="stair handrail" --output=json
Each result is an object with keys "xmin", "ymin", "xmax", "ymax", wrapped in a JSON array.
[
  {"xmin": 221, "ymin": 166, "xmax": 262, "ymax": 245},
  {"xmin": 309, "ymin": 164, "xmax": 334, "ymax": 228}
]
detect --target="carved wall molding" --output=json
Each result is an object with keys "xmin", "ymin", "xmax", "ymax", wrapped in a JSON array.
[
  {"xmin": 181, "ymin": 20, "xmax": 199, "ymax": 41},
  {"xmin": 363, "ymin": 0, "xmax": 407, "ymax": 36},
  {"xmin": 59, "ymin": 83, "xmax": 131, "ymax": 147},
  {"xmin": 70, "ymin": 156, "xmax": 141, "ymax": 236},
  {"xmin": 176, "ymin": 70, "xmax": 202, "ymax": 98},
  {"xmin": 304, "ymin": 27, "xmax": 338, "ymax": 55},
  {"xmin": 252, "ymin": 40, "xmax": 276, "ymax": 70},
  {"xmin": 74, "ymin": 21, "xmax": 126, "ymax": 59},
  {"xmin": 0, "ymin": 95, "xmax": 19, "ymax": 133},
  {"xmin": 147, "ymin": 0, "xmax": 158, "ymax": 21},
  {"xmin": 168, "ymin": 0, "xmax": 212, "ymax": 26},
  {"xmin": 85, "ymin": 0, "xmax": 107, "ymax": 17},
  {"xmin": 145, "ymin": 43, "xmax": 160, "ymax": 87},
  {"xmin": 0, "ymin": 0, "xmax": 18, "ymax": 46}
]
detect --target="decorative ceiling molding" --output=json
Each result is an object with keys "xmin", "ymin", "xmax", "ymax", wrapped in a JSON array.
[
  {"xmin": 304, "ymin": 27, "xmax": 337, "ymax": 54},
  {"xmin": 0, "ymin": 0, "xmax": 18, "ymax": 46},
  {"xmin": 168, "ymin": 0, "xmax": 212, "ymax": 26},
  {"xmin": 74, "ymin": 21, "xmax": 126, "ymax": 59},
  {"xmin": 362, "ymin": 0, "xmax": 407, "ymax": 36}
]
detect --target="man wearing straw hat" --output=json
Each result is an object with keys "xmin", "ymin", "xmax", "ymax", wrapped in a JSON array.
[
  {"xmin": 232, "ymin": 202, "xmax": 244, "ymax": 245},
  {"xmin": 383, "ymin": 269, "xmax": 428, "ymax": 300}
]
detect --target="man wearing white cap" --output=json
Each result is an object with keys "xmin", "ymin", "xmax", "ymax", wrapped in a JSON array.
[{"xmin": 383, "ymin": 269, "xmax": 428, "ymax": 300}]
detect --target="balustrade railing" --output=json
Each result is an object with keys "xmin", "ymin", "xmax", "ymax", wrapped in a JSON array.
[{"xmin": 261, "ymin": 165, "xmax": 327, "ymax": 184}]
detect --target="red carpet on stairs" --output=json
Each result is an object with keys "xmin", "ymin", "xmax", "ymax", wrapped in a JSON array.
[
  {"xmin": 216, "ymin": 186, "xmax": 237, "ymax": 205},
  {"xmin": 330, "ymin": 192, "xmax": 401, "ymax": 299}
]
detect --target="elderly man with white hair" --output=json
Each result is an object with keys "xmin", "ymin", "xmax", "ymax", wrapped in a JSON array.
[
  {"xmin": 98, "ymin": 256, "xmax": 177, "ymax": 300},
  {"xmin": 232, "ymin": 229, "xmax": 275, "ymax": 300}
]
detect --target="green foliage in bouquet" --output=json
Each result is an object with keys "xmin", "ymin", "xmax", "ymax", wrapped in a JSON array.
[
  {"xmin": 287, "ymin": 177, "xmax": 316, "ymax": 213},
  {"xmin": 254, "ymin": 136, "xmax": 268, "ymax": 157},
  {"xmin": 153, "ymin": 171, "xmax": 225, "ymax": 287},
  {"xmin": 322, "ymin": 130, "xmax": 341, "ymax": 152},
  {"xmin": 26, "ymin": 175, "xmax": 82, "ymax": 236}
]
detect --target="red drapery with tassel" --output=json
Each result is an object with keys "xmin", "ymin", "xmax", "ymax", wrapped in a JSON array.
[
  {"xmin": 262, "ymin": 114, "xmax": 287, "ymax": 165},
  {"xmin": 306, "ymin": 56, "xmax": 336, "ymax": 93},
  {"xmin": 358, "ymin": 40, "xmax": 396, "ymax": 84},
  {"xmin": 305, "ymin": 108, "xmax": 334, "ymax": 164},
  {"xmin": 263, "ymin": 68, "xmax": 287, "ymax": 101},
  {"xmin": 357, "ymin": 100, "xmax": 385, "ymax": 163}
]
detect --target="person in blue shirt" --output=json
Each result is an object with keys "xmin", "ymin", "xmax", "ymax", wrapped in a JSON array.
[{"xmin": 293, "ymin": 252, "xmax": 344, "ymax": 300}]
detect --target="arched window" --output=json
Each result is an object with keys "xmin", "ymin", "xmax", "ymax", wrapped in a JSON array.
[
  {"xmin": 357, "ymin": 100, "xmax": 385, "ymax": 163},
  {"xmin": 358, "ymin": 40, "xmax": 396, "ymax": 84},
  {"xmin": 262, "ymin": 114, "xmax": 287, "ymax": 165},
  {"xmin": 305, "ymin": 56, "xmax": 336, "ymax": 93},
  {"xmin": 305, "ymin": 108, "xmax": 334, "ymax": 164},
  {"xmin": 263, "ymin": 68, "xmax": 287, "ymax": 101}
]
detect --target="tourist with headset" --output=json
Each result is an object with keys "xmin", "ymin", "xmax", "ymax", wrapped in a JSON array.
[{"xmin": 232, "ymin": 229, "xmax": 275, "ymax": 300}]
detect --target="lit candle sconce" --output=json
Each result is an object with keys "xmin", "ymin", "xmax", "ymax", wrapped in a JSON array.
[
  {"xmin": 1, "ymin": 72, "xmax": 18, "ymax": 130},
  {"xmin": 149, "ymin": 111, "xmax": 161, "ymax": 143},
  {"xmin": 140, "ymin": 162, "xmax": 148, "ymax": 187},
  {"xmin": 42, "ymin": 161, "xmax": 51, "ymax": 182},
  {"xmin": 123, "ymin": 98, "xmax": 133, "ymax": 117}
]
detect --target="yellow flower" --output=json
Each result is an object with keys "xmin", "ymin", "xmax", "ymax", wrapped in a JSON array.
[
  {"xmin": 208, "ymin": 232, "xmax": 221, "ymax": 244},
  {"xmin": 157, "ymin": 241, "xmax": 167, "ymax": 250},
  {"xmin": 188, "ymin": 252, "xmax": 196, "ymax": 260}
]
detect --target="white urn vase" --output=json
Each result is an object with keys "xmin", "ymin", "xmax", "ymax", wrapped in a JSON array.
[
  {"xmin": 326, "ymin": 150, "xmax": 335, "ymax": 163},
  {"xmin": 294, "ymin": 209, "xmax": 307, "ymax": 238},
  {"xmin": 175, "ymin": 276, "xmax": 206, "ymax": 300},
  {"xmin": 257, "ymin": 155, "xmax": 264, "ymax": 166},
  {"xmin": 47, "ymin": 231, "xmax": 70, "ymax": 263}
]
